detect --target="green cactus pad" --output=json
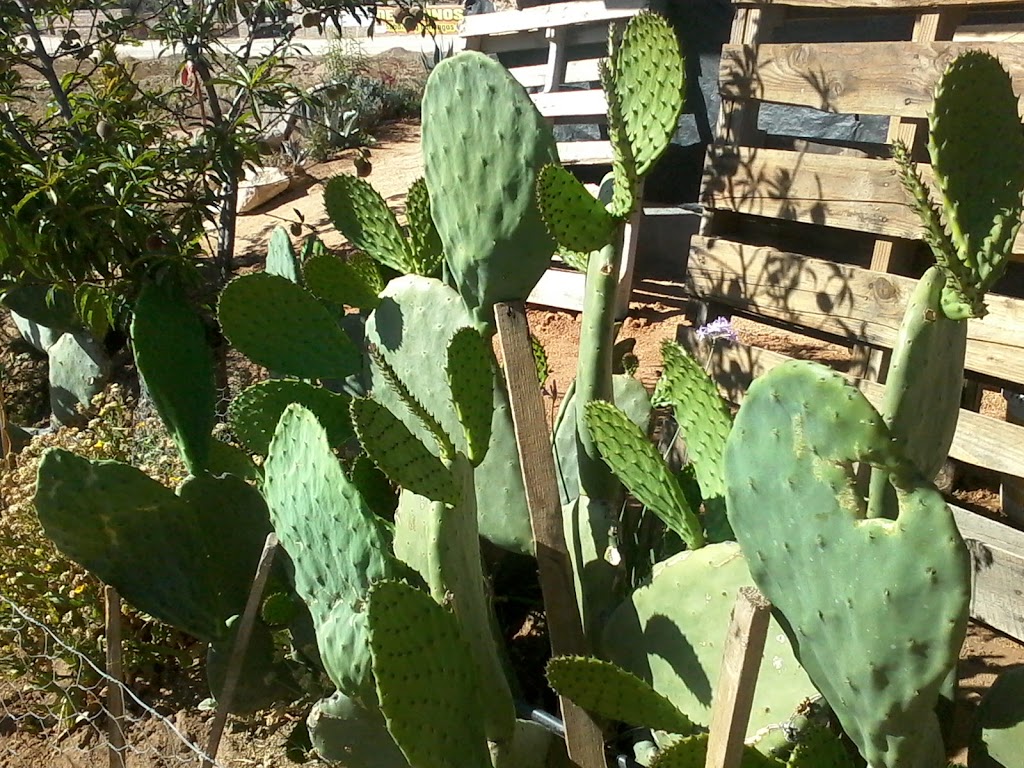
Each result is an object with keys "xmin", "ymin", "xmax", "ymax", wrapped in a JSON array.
[
  {"xmin": 537, "ymin": 164, "xmax": 618, "ymax": 253},
  {"xmin": 602, "ymin": 542, "xmax": 815, "ymax": 736},
  {"xmin": 324, "ymin": 174, "xmax": 412, "ymax": 273},
  {"xmin": 307, "ymin": 691, "xmax": 409, "ymax": 768},
  {"xmin": 422, "ymin": 51, "xmax": 558, "ymax": 325},
  {"xmin": 929, "ymin": 51, "xmax": 1024, "ymax": 314},
  {"xmin": 547, "ymin": 656, "xmax": 695, "ymax": 734},
  {"xmin": 405, "ymin": 177, "xmax": 444, "ymax": 276},
  {"xmin": 304, "ymin": 250, "xmax": 384, "ymax": 311},
  {"xmin": 131, "ymin": 282, "xmax": 216, "ymax": 474},
  {"xmin": 228, "ymin": 379, "xmax": 352, "ymax": 455},
  {"xmin": 650, "ymin": 733, "xmax": 781, "ymax": 768},
  {"xmin": 607, "ymin": 13, "xmax": 686, "ymax": 178},
  {"xmin": 351, "ymin": 453, "xmax": 399, "ymax": 521},
  {"xmin": 868, "ymin": 266, "xmax": 967, "ymax": 518},
  {"xmin": 785, "ymin": 723, "xmax": 855, "ymax": 768},
  {"xmin": 35, "ymin": 452, "xmax": 270, "ymax": 641},
  {"xmin": 652, "ymin": 341, "xmax": 733, "ymax": 506},
  {"xmin": 207, "ymin": 617, "xmax": 294, "ymax": 714},
  {"xmin": 368, "ymin": 580, "xmax": 492, "ymax": 768},
  {"xmin": 266, "ymin": 225, "xmax": 302, "ymax": 284},
  {"xmin": 219, "ymin": 272, "xmax": 361, "ymax": 380},
  {"xmin": 968, "ymin": 666, "xmax": 1024, "ymax": 768},
  {"xmin": 265, "ymin": 404, "xmax": 399, "ymax": 699},
  {"xmin": 368, "ymin": 275, "xmax": 533, "ymax": 554},
  {"xmin": 446, "ymin": 327, "xmax": 494, "ymax": 467},
  {"xmin": 724, "ymin": 360, "xmax": 970, "ymax": 768},
  {"xmin": 554, "ymin": 374, "xmax": 652, "ymax": 505},
  {"xmin": 351, "ymin": 397, "xmax": 459, "ymax": 506},
  {"xmin": 584, "ymin": 400, "xmax": 704, "ymax": 549}
]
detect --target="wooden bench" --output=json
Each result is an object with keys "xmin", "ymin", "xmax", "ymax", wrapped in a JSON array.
[{"xmin": 685, "ymin": 0, "xmax": 1024, "ymax": 641}]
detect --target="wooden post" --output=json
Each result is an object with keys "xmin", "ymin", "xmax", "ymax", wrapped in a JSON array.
[
  {"xmin": 494, "ymin": 302, "xmax": 606, "ymax": 768},
  {"xmin": 202, "ymin": 533, "xmax": 279, "ymax": 768},
  {"xmin": 104, "ymin": 586, "xmax": 126, "ymax": 768},
  {"xmin": 704, "ymin": 587, "xmax": 772, "ymax": 768}
]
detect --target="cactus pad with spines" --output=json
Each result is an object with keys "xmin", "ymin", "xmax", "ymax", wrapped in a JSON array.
[
  {"xmin": 536, "ymin": 164, "xmax": 618, "ymax": 253},
  {"xmin": 307, "ymin": 691, "xmax": 409, "ymax": 768},
  {"xmin": 968, "ymin": 666, "xmax": 1024, "ymax": 768},
  {"xmin": 547, "ymin": 656, "xmax": 696, "ymax": 735},
  {"xmin": 131, "ymin": 282, "xmax": 216, "ymax": 474},
  {"xmin": 266, "ymin": 226, "xmax": 302, "ymax": 284},
  {"xmin": 724, "ymin": 360, "xmax": 970, "ymax": 768},
  {"xmin": 405, "ymin": 177, "xmax": 444, "ymax": 276},
  {"xmin": 602, "ymin": 542, "xmax": 815, "ymax": 736},
  {"xmin": 324, "ymin": 174, "xmax": 412, "ymax": 273},
  {"xmin": 606, "ymin": 12, "xmax": 686, "ymax": 179},
  {"xmin": 583, "ymin": 400, "xmax": 704, "ymax": 549},
  {"xmin": 228, "ymin": 379, "xmax": 352, "ymax": 455},
  {"xmin": 265, "ymin": 405, "xmax": 399, "ymax": 700},
  {"xmin": 445, "ymin": 327, "xmax": 494, "ymax": 467},
  {"xmin": 929, "ymin": 51, "xmax": 1024, "ymax": 317},
  {"xmin": 219, "ymin": 272, "xmax": 361, "ymax": 380},
  {"xmin": 351, "ymin": 397, "xmax": 459, "ymax": 506},
  {"xmin": 35, "ymin": 451, "xmax": 270, "ymax": 642},
  {"xmin": 652, "ymin": 341, "xmax": 733, "ymax": 507},
  {"xmin": 422, "ymin": 51, "xmax": 558, "ymax": 325},
  {"xmin": 368, "ymin": 580, "xmax": 492, "ymax": 768},
  {"xmin": 304, "ymin": 250, "xmax": 384, "ymax": 311},
  {"xmin": 785, "ymin": 723, "xmax": 855, "ymax": 768}
]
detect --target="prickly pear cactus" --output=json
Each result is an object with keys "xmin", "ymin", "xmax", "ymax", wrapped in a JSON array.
[
  {"xmin": 405, "ymin": 177, "xmax": 444, "ymax": 276},
  {"xmin": 266, "ymin": 225, "xmax": 303, "ymax": 284},
  {"xmin": 725, "ymin": 360, "xmax": 970, "ymax": 768},
  {"xmin": 367, "ymin": 580, "xmax": 493, "ymax": 768},
  {"xmin": 422, "ymin": 51, "xmax": 559, "ymax": 326},
  {"xmin": 536, "ymin": 164, "xmax": 617, "ymax": 254},
  {"xmin": 264, "ymin": 404, "xmax": 400, "ymax": 701},
  {"xmin": 547, "ymin": 656, "xmax": 696, "ymax": 735},
  {"xmin": 602, "ymin": 542, "xmax": 816, "ymax": 737},
  {"xmin": 895, "ymin": 51, "xmax": 1024, "ymax": 320},
  {"xmin": 131, "ymin": 282, "xmax": 216, "ymax": 474},
  {"xmin": 307, "ymin": 690, "xmax": 409, "ymax": 768},
  {"xmin": 35, "ymin": 453, "xmax": 271, "ymax": 642},
  {"xmin": 324, "ymin": 174, "xmax": 415, "ymax": 275},
  {"xmin": 228, "ymin": 379, "xmax": 352, "ymax": 455},
  {"xmin": 649, "ymin": 733, "xmax": 781, "ymax": 768},
  {"xmin": 304, "ymin": 250, "xmax": 385, "ymax": 311}
]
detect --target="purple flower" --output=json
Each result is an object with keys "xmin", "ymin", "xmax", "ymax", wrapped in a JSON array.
[{"xmin": 695, "ymin": 317, "xmax": 738, "ymax": 344}]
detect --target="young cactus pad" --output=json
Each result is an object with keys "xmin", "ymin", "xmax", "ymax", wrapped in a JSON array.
[
  {"xmin": 265, "ymin": 404, "xmax": 401, "ymax": 701},
  {"xmin": 421, "ymin": 51, "xmax": 559, "ymax": 326},
  {"xmin": 724, "ymin": 360, "xmax": 970, "ymax": 768}
]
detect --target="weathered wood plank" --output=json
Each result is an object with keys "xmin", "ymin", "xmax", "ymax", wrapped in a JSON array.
[
  {"xmin": 461, "ymin": 0, "xmax": 646, "ymax": 38},
  {"xmin": 533, "ymin": 88, "xmax": 608, "ymax": 120},
  {"xmin": 675, "ymin": 327, "xmax": 1024, "ymax": 478},
  {"xmin": 465, "ymin": 24, "xmax": 609, "ymax": 55},
  {"xmin": 687, "ymin": 237, "xmax": 1024, "ymax": 385},
  {"xmin": 509, "ymin": 58, "xmax": 603, "ymax": 89},
  {"xmin": 731, "ymin": 0, "xmax": 1024, "ymax": 10},
  {"xmin": 557, "ymin": 140, "xmax": 613, "ymax": 166},
  {"xmin": 702, "ymin": 146, "xmax": 1024, "ymax": 253},
  {"xmin": 719, "ymin": 42, "xmax": 1024, "ymax": 118}
]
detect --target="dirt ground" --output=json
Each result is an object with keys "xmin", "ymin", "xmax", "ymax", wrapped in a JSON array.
[{"xmin": 3, "ymin": 51, "xmax": 1024, "ymax": 767}]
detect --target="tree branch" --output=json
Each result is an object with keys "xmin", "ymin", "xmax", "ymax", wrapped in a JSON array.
[{"xmin": 12, "ymin": 0, "xmax": 77, "ymax": 125}]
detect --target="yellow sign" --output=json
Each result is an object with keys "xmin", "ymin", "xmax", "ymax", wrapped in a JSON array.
[{"xmin": 375, "ymin": 5, "xmax": 463, "ymax": 36}]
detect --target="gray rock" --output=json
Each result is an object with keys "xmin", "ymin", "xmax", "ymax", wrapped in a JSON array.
[
  {"xmin": 48, "ymin": 332, "xmax": 111, "ymax": 425},
  {"xmin": 10, "ymin": 310, "xmax": 65, "ymax": 353}
]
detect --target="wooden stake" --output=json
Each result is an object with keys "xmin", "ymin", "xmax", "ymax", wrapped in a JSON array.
[
  {"xmin": 104, "ymin": 586, "xmax": 126, "ymax": 768},
  {"xmin": 202, "ymin": 533, "xmax": 278, "ymax": 768},
  {"xmin": 704, "ymin": 587, "xmax": 772, "ymax": 768},
  {"xmin": 494, "ymin": 302, "xmax": 606, "ymax": 768}
]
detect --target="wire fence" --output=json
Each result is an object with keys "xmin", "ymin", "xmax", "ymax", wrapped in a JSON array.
[{"xmin": 0, "ymin": 592, "xmax": 227, "ymax": 768}]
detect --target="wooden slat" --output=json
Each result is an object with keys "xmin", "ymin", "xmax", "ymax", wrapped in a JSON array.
[
  {"xmin": 466, "ymin": 24, "xmax": 610, "ymax": 54},
  {"xmin": 557, "ymin": 140, "xmax": 613, "ymax": 165},
  {"xmin": 460, "ymin": 0, "xmax": 646, "ymax": 38},
  {"xmin": 509, "ymin": 57, "xmax": 603, "ymax": 89},
  {"xmin": 688, "ymin": 237, "xmax": 1024, "ymax": 385},
  {"xmin": 719, "ymin": 42, "xmax": 1024, "ymax": 118},
  {"xmin": 676, "ymin": 327, "xmax": 1024, "ymax": 478},
  {"xmin": 731, "ymin": 0, "xmax": 1024, "ymax": 10},
  {"xmin": 533, "ymin": 88, "xmax": 608, "ymax": 120},
  {"xmin": 952, "ymin": 506, "xmax": 1024, "ymax": 642},
  {"xmin": 702, "ymin": 146, "xmax": 1024, "ymax": 253}
]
